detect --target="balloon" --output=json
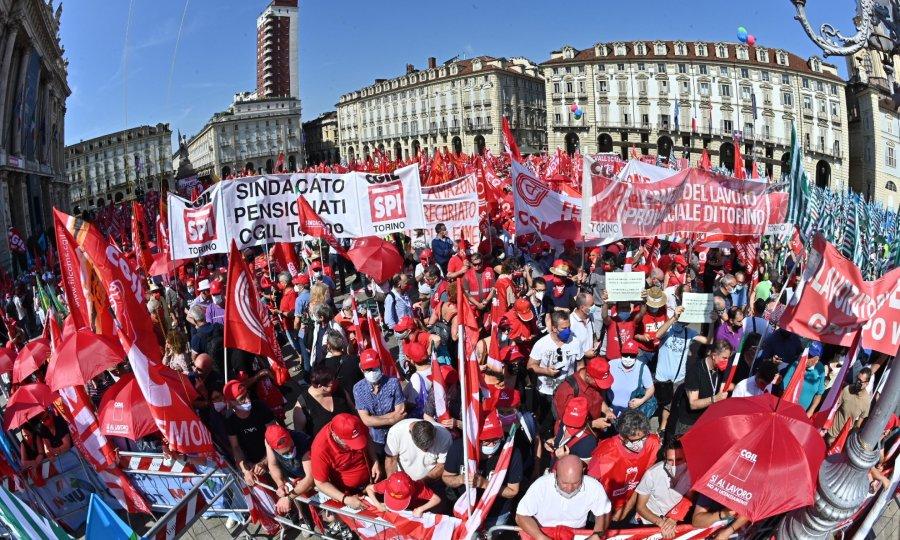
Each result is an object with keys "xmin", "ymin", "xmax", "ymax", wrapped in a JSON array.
[
  {"xmin": 747, "ymin": 35, "xmax": 756, "ymax": 46},
  {"xmin": 576, "ymin": 106, "xmax": 583, "ymax": 115},
  {"xmin": 570, "ymin": 103, "xmax": 578, "ymax": 113},
  {"xmin": 574, "ymin": 111, "xmax": 583, "ymax": 120},
  {"xmin": 737, "ymin": 26, "xmax": 748, "ymax": 42}
]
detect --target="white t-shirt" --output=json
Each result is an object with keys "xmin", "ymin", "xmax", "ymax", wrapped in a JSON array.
[
  {"xmin": 516, "ymin": 473, "xmax": 611, "ymax": 528},
  {"xmin": 385, "ymin": 419, "xmax": 451, "ymax": 481},
  {"xmin": 529, "ymin": 334, "xmax": 583, "ymax": 396},
  {"xmin": 635, "ymin": 462, "xmax": 692, "ymax": 516},
  {"xmin": 731, "ymin": 377, "xmax": 771, "ymax": 398},
  {"xmin": 569, "ymin": 310, "xmax": 594, "ymax": 358}
]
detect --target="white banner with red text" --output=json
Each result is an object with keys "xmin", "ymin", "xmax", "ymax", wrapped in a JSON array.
[
  {"xmin": 167, "ymin": 165, "xmax": 427, "ymax": 259},
  {"xmin": 422, "ymin": 174, "xmax": 481, "ymax": 244}
]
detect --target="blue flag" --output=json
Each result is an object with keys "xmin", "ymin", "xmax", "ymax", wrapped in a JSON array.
[{"xmin": 85, "ymin": 494, "xmax": 137, "ymax": 540}]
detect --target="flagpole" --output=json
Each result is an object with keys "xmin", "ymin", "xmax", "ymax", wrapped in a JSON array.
[{"xmin": 457, "ymin": 323, "xmax": 473, "ymax": 520}]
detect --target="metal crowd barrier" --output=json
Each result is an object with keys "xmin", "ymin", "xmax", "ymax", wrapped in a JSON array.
[{"xmin": 142, "ymin": 468, "xmax": 234, "ymax": 540}]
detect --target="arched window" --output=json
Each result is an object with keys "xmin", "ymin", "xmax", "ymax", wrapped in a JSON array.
[{"xmin": 886, "ymin": 181, "xmax": 898, "ymax": 192}]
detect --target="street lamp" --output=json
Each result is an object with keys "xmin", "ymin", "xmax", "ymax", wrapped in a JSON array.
[{"xmin": 782, "ymin": 1, "xmax": 900, "ymax": 537}]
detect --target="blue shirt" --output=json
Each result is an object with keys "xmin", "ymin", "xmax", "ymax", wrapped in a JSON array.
[
  {"xmin": 757, "ymin": 330, "xmax": 804, "ymax": 370},
  {"xmin": 383, "ymin": 290, "xmax": 412, "ymax": 329},
  {"xmin": 730, "ymin": 286, "xmax": 749, "ymax": 309},
  {"xmin": 655, "ymin": 323, "xmax": 698, "ymax": 383},
  {"xmin": 607, "ymin": 359, "xmax": 654, "ymax": 415},
  {"xmin": 294, "ymin": 290, "xmax": 311, "ymax": 317},
  {"xmin": 431, "ymin": 237, "xmax": 454, "ymax": 266},
  {"xmin": 353, "ymin": 377, "xmax": 405, "ymax": 445},
  {"xmin": 780, "ymin": 361, "xmax": 826, "ymax": 409}
]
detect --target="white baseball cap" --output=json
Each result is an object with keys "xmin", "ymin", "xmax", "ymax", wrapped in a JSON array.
[{"xmin": 198, "ymin": 279, "xmax": 211, "ymax": 291}]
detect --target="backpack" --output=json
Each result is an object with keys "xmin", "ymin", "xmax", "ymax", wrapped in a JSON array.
[
  {"xmin": 429, "ymin": 302, "xmax": 452, "ymax": 346},
  {"xmin": 550, "ymin": 375, "xmax": 580, "ymax": 421}
]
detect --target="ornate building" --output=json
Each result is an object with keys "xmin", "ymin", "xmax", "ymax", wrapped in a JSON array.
[
  {"xmin": 256, "ymin": 0, "xmax": 299, "ymax": 100},
  {"xmin": 186, "ymin": 92, "xmax": 304, "ymax": 178},
  {"xmin": 0, "ymin": 0, "xmax": 69, "ymax": 270},
  {"xmin": 846, "ymin": 48, "xmax": 900, "ymax": 209},
  {"xmin": 65, "ymin": 123, "xmax": 173, "ymax": 214},
  {"xmin": 336, "ymin": 56, "xmax": 546, "ymax": 162},
  {"xmin": 540, "ymin": 41, "xmax": 848, "ymax": 187},
  {"xmin": 303, "ymin": 110, "xmax": 338, "ymax": 166}
]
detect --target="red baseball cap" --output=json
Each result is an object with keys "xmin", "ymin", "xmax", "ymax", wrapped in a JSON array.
[
  {"xmin": 622, "ymin": 342, "xmax": 639, "ymax": 356},
  {"xmin": 223, "ymin": 380, "xmax": 247, "ymax": 402},
  {"xmin": 479, "ymin": 410, "xmax": 504, "ymax": 441},
  {"xmin": 528, "ymin": 243, "xmax": 542, "ymax": 256},
  {"xmin": 672, "ymin": 255, "xmax": 687, "ymax": 267},
  {"xmin": 393, "ymin": 316, "xmax": 416, "ymax": 333},
  {"xmin": 384, "ymin": 471, "xmax": 416, "ymax": 511},
  {"xmin": 495, "ymin": 387, "xmax": 521, "ymax": 409},
  {"xmin": 403, "ymin": 342, "xmax": 428, "ymax": 364},
  {"xmin": 562, "ymin": 396, "xmax": 589, "ymax": 428},
  {"xmin": 265, "ymin": 424, "xmax": 294, "ymax": 452},
  {"xmin": 513, "ymin": 298, "xmax": 534, "ymax": 322},
  {"xmin": 311, "ymin": 261, "xmax": 323, "ymax": 271},
  {"xmin": 419, "ymin": 248, "xmax": 433, "ymax": 261},
  {"xmin": 291, "ymin": 275, "xmax": 303, "ymax": 285},
  {"xmin": 585, "ymin": 358, "xmax": 614, "ymax": 390},
  {"xmin": 209, "ymin": 281, "xmax": 223, "ymax": 295},
  {"xmin": 330, "ymin": 413, "xmax": 368, "ymax": 450},
  {"xmin": 297, "ymin": 274, "xmax": 310, "ymax": 286},
  {"xmin": 359, "ymin": 349, "xmax": 381, "ymax": 371}
]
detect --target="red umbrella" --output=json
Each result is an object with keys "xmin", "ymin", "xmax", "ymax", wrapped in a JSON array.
[
  {"xmin": 61, "ymin": 314, "xmax": 77, "ymax": 342},
  {"xmin": 45, "ymin": 329, "xmax": 124, "ymax": 391},
  {"xmin": 98, "ymin": 367, "xmax": 198, "ymax": 440},
  {"xmin": 680, "ymin": 393, "xmax": 825, "ymax": 521},
  {"xmin": 543, "ymin": 219, "xmax": 583, "ymax": 242},
  {"xmin": 3, "ymin": 383, "xmax": 57, "ymax": 430},
  {"xmin": 12, "ymin": 337, "xmax": 51, "ymax": 383},
  {"xmin": 346, "ymin": 236, "xmax": 404, "ymax": 283},
  {"xmin": 0, "ymin": 346, "xmax": 14, "ymax": 375},
  {"xmin": 149, "ymin": 253, "xmax": 188, "ymax": 277}
]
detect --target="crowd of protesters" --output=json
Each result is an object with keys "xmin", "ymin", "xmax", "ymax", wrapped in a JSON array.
[{"xmin": 1, "ymin": 219, "xmax": 898, "ymax": 540}]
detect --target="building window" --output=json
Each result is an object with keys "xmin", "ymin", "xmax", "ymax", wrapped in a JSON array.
[
  {"xmin": 782, "ymin": 91, "xmax": 793, "ymax": 106},
  {"xmin": 723, "ymin": 119, "xmax": 733, "ymax": 132},
  {"xmin": 887, "ymin": 144, "xmax": 895, "ymax": 167},
  {"xmin": 819, "ymin": 100, "xmax": 826, "ymax": 114},
  {"xmin": 555, "ymin": 113, "xmax": 562, "ymax": 123},
  {"xmin": 660, "ymin": 79, "xmax": 669, "ymax": 93},
  {"xmin": 761, "ymin": 70, "xmax": 770, "ymax": 82},
  {"xmin": 639, "ymin": 80, "xmax": 648, "ymax": 94},
  {"xmin": 657, "ymin": 62, "xmax": 666, "ymax": 73},
  {"xmin": 618, "ymin": 80, "xmax": 627, "ymax": 94},
  {"xmin": 642, "ymin": 113, "xmax": 650, "ymax": 126},
  {"xmin": 676, "ymin": 43, "xmax": 686, "ymax": 55},
  {"xmin": 802, "ymin": 78, "xmax": 810, "ymax": 89},
  {"xmin": 699, "ymin": 65, "xmax": 708, "ymax": 75},
  {"xmin": 638, "ymin": 62, "xmax": 646, "ymax": 71},
  {"xmin": 700, "ymin": 82, "xmax": 710, "ymax": 96},
  {"xmin": 803, "ymin": 95, "xmax": 812, "ymax": 110},
  {"xmin": 740, "ymin": 68, "xmax": 749, "ymax": 79},
  {"xmin": 617, "ymin": 63, "xmax": 625, "ymax": 71},
  {"xmin": 680, "ymin": 80, "xmax": 690, "ymax": 93},
  {"xmin": 830, "ymin": 84, "xmax": 838, "ymax": 95},
  {"xmin": 553, "ymin": 82, "xmax": 560, "ymax": 93},
  {"xmin": 678, "ymin": 63, "xmax": 687, "ymax": 74},
  {"xmin": 717, "ymin": 45, "xmax": 727, "ymax": 57},
  {"xmin": 741, "ymin": 86, "xmax": 751, "ymax": 100},
  {"xmin": 816, "ymin": 81, "xmax": 824, "ymax": 92},
  {"xmin": 566, "ymin": 81, "xmax": 573, "ymax": 93},
  {"xmin": 579, "ymin": 81, "xmax": 585, "ymax": 93},
  {"xmin": 886, "ymin": 181, "xmax": 897, "ymax": 191},
  {"xmin": 830, "ymin": 102, "xmax": 838, "ymax": 116},
  {"xmin": 782, "ymin": 73, "xmax": 790, "ymax": 85},
  {"xmin": 833, "ymin": 140, "xmax": 840, "ymax": 155},
  {"xmin": 720, "ymin": 66, "xmax": 728, "ymax": 76},
  {"xmin": 598, "ymin": 80, "xmax": 608, "ymax": 92},
  {"xmin": 720, "ymin": 84, "xmax": 731, "ymax": 97}
]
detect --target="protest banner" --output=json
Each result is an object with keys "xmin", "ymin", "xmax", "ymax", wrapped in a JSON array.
[
  {"xmin": 167, "ymin": 165, "xmax": 427, "ymax": 259},
  {"xmin": 588, "ymin": 152, "xmax": 625, "ymax": 178},
  {"xmin": 512, "ymin": 160, "xmax": 583, "ymax": 239},
  {"xmin": 585, "ymin": 166, "xmax": 788, "ymax": 243},
  {"xmin": 613, "ymin": 158, "xmax": 677, "ymax": 183},
  {"xmin": 605, "ymin": 272, "xmax": 646, "ymax": 302},
  {"xmin": 681, "ymin": 293, "xmax": 715, "ymax": 323},
  {"xmin": 779, "ymin": 234, "xmax": 900, "ymax": 355},
  {"xmin": 422, "ymin": 174, "xmax": 481, "ymax": 244}
]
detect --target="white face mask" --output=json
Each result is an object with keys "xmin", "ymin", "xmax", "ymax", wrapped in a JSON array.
[
  {"xmin": 213, "ymin": 402, "xmax": 226, "ymax": 413},
  {"xmin": 621, "ymin": 356, "xmax": 636, "ymax": 368},
  {"xmin": 624, "ymin": 438, "xmax": 645, "ymax": 453},
  {"xmin": 533, "ymin": 290, "xmax": 545, "ymax": 302},
  {"xmin": 314, "ymin": 271, "xmax": 322, "ymax": 279},
  {"xmin": 555, "ymin": 482, "xmax": 581, "ymax": 499},
  {"xmin": 364, "ymin": 369, "xmax": 382, "ymax": 384},
  {"xmin": 293, "ymin": 285, "xmax": 301, "ymax": 292},
  {"xmin": 212, "ymin": 294, "xmax": 223, "ymax": 304},
  {"xmin": 481, "ymin": 442, "xmax": 500, "ymax": 456},
  {"xmin": 665, "ymin": 463, "xmax": 687, "ymax": 478},
  {"xmin": 235, "ymin": 402, "xmax": 252, "ymax": 413}
]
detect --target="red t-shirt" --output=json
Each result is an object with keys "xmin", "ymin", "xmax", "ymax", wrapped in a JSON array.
[
  {"xmin": 447, "ymin": 254, "xmax": 468, "ymax": 280},
  {"xmin": 552, "ymin": 371, "xmax": 605, "ymax": 427},
  {"xmin": 587, "ymin": 433, "xmax": 661, "ymax": 509},
  {"xmin": 636, "ymin": 310, "xmax": 667, "ymax": 352},
  {"xmin": 494, "ymin": 275, "xmax": 516, "ymax": 312},
  {"xmin": 605, "ymin": 308, "xmax": 638, "ymax": 360},
  {"xmin": 311, "ymin": 425, "xmax": 370, "ymax": 492},
  {"xmin": 280, "ymin": 289, "xmax": 298, "ymax": 315},
  {"xmin": 372, "ymin": 478, "xmax": 434, "ymax": 509}
]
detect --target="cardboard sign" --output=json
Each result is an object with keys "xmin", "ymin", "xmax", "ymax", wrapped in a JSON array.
[
  {"xmin": 681, "ymin": 293, "xmax": 715, "ymax": 323},
  {"xmin": 605, "ymin": 272, "xmax": 646, "ymax": 302}
]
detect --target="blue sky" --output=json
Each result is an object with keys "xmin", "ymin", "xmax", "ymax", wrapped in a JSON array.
[{"xmin": 61, "ymin": 0, "xmax": 857, "ymax": 147}]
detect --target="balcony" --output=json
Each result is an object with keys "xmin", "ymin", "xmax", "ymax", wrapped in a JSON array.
[{"xmin": 464, "ymin": 120, "xmax": 493, "ymax": 133}]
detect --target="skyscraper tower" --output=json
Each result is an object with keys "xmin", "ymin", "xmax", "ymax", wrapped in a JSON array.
[{"xmin": 256, "ymin": 0, "xmax": 299, "ymax": 99}]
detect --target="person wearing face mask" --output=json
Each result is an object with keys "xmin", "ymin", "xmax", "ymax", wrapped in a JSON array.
[
  {"xmin": 444, "ymin": 410, "xmax": 523, "ymax": 527},
  {"xmin": 190, "ymin": 279, "xmax": 213, "ymax": 308},
  {"xmin": 190, "ymin": 353, "xmax": 225, "ymax": 409},
  {"xmin": 570, "ymin": 292, "xmax": 598, "ymax": 360},
  {"xmin": 543, "ymin": 260, "xmax": 578, "ymax": 326},
  {"xmin": 608, "ymin": 343, "xmax": 656, "ymax": 417},
  {"xmin": 668, "ymin": 339, "xmax": 734, "ymax": 440},
  {"xmin": 730, "ymin": 270, "xmax": 748, "ymax": 309},
  {"xmin": 635, "ymin": 440, "xmax": 693, "ymax": 536},
  {"xmin": 588, "ymin": 409, "xmax": 661, "ymax": 522},
  {"xmin": 430, "ymin": 223, "xmax": 454, "ymax": 273},
  {"xmin": 460, "ymin": 251, "xmax": 496, "ymax": 320},
  {"xmin": 600, "ymin": 293, "xmax": 639, "ymax": 361},
  {"xmin": 825, "ymin": 367, "xmax": 873, "ymax": 445},
  {"xmin": 516, "ymin": 454, "xmax": 611, "ymax": 539},
  {"xmin": 490, "ymin": 388, "xmax": 540, "ymax": 479},
  {"xmin": 528, "ymin": 277, "xmax": 548, "ymax": 334},
  {"xmin": 204, "ymin": 280, "xmax": 226, "ymax": 325},
  {"xmin": 311, "ymin": 413, "xmax": 381, "ymax": 513},
  {"xmin": 401, "ymin": 343, "xmax": 433, "ymax": 419},
  {"xmin": 294, "ymin": 364, "xmax": 355, "ymax": 435},
  {"xmin": 713, "ymin": 274, "xmax": 736, "ymax": 312},
  {"xmin": 264, "ymin": 424, "xmax": 313, "ymax": 515},
  {"xmin": 552, "ymin": 357, "xmax": 615, "ymax": 436},
  {"xmin": 353, "ymin": 349, "xmax": 407, "ymax": 458},
  {"xmin": 663, "ymin": 254, "xmax": 688, "ymax": 289},
  {"xmin": 731, "ymin": 359, "xmax": 778, "ymax": 398},
  {"xmin": 310, "ymin": 260, "xmax": 336, "ymax": 291},
  {"xmin": 493, "ymin": 259, "xmax": 521, "ymax": 313},
  {"xmin": 384, "ymin": 273, "xmax": 414, "ymax": 331},
  {"xmin": 223, "ymin": 380, "xmax": 276, "ymax": 486},
  {"xmin": 715, "ymin": 306, "xmax": 744, "ymax": 351},
  {"xmin": 634, "ymin": 287, "xmax": 668, "ymax": 367},
  {"xmin": 527, "ymin": 312, "xmax": 584, "ymax": 431},
  {"xmin": 778, "ymin": 340, "xmax": 827, "ymax": 416},
  {"xmin": 547, "ymin": 396, "xmax": 598, "ymax": 463}
]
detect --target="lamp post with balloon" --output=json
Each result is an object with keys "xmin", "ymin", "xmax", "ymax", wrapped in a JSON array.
[{"xmin": 777, "ymin": 2, "xmax": 900, "ymax": 537}]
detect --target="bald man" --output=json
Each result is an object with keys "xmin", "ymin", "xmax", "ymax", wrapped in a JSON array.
[
  {"xmin": 516, "ymin": 455, "xmax": 610, "ymax": 539},
  {"xmin": 191, "ymin": 353, "xmax": 224, "ymax": 409}
]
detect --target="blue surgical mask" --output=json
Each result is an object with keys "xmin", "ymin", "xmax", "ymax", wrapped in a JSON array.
[
  {"xmin": 557, "ymin": 328, "xmax": 572, "ymax": 342},
  {"xmin": 617, "ymin": 312, "xmax": 632, "ymax": 321}
]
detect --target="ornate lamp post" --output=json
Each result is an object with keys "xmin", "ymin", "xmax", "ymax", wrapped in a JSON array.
[{"xmin": 781, "ymin": 2, "xmax": 900, "ymax": 537}]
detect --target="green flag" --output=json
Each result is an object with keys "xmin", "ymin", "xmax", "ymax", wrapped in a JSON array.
[
  {"xmin": 786, "ymin": 123, "xmax": 810, "ymax": 226},
  {"xmin": 0, "ymin": 486, "xmax": 71, "ymax": 539}
]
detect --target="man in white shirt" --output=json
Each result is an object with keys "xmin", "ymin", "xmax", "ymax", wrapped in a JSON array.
[
  {"xmin": 570, "ymin": 292, "xmax": 596, "ymax": 360},
  {"xmin": 516, "ymin": 455, "xmax": 611, "ymax": 538},
  {"xmin": 527, "ymin": 312, "xmax": 584, "ymax": 421},
  {"xmin": 385, "ymin": 419, "xmax": 451, "ymax": 482},
  {"xmin": 635, "ymin": 440, "xmax": 693, "ymax": 534},
  {"xmin": 732, "ymin": 360, "xmax": 778, "ymax": 398}
]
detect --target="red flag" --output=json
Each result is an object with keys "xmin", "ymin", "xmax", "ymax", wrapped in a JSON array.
[
  {"xmin": 501, "ymin": 116, "xmax": 522, "ymax": 162},
  {"xmin": 456, "ymin": 282, "xmax": 481, "ymax": 516},
  {"xmin": 57, "ymin": 209, "xmax": 213, "ymax": 454},
  {"xmin": 827, "ymin": 417, "xmax": 854, "ymax": 456},
  {"xmin": 274, "ymin": 152, "xmax": 285, "ymax": 173},
  {"xmin": 732, "ymin": 138, "xmax": 746, "ymax": 179},
  {"xmin": 224, "ymin": 241, "xmax": 278, "ymax": 361},
  {"xmin": 751, "ymin": 160, "xmax": 761, "ymax": 179},
  {"xmin": 691, "ymin": 115, "xmax": 697, "ymax": 134},
  {"xmin": 365, "ymin": 310, "xmax": 398, "ymax": 378},
  {"xmin": 131, "ymin": 201, "xmax": 153, "ymax": 272},
  {"xmin": 782, "ymin": 348, "xmax": 809, "ymax": 404},
  {"xmin": 54, "ymin": 217, "xmax": 91, "ymax": 331},
  {"xmin": 7, "ymin": 227, "xmax": 25, "ymax": 253},
  {"xmin": 272, "ymin": 242, "xmax": 301, "ymax": 277},
  {"xmin": 431, "ymin": 353, "xmax": 451, "ymax": 423},
  {"xmin": 295, "ymin": 195, "xmax": 346, "ymax": 256},
  {"xmin": 699, "ymin": 149, "xmax": 712, "ymax": 170},
  {"xmin": 156, "ymin": 195, "xmax": 170, "ymax": 257}
]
